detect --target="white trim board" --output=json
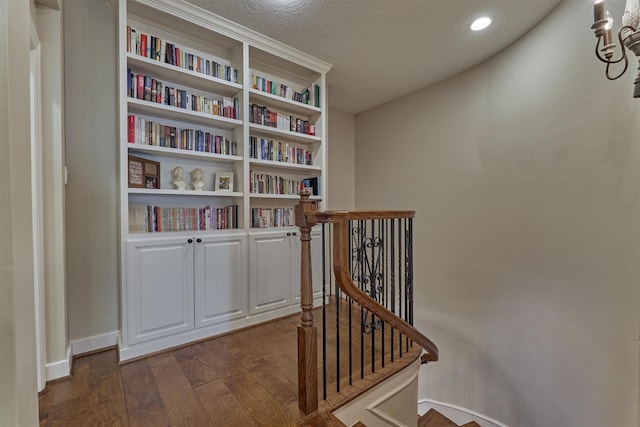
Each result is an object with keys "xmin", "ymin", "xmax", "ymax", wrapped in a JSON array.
[
  {"xmin": 45, "ymin": 331, "xmax": 120, "ymax": 382},
  {"xmin": 418, "ymin": 399, "xmax": 509, "ymax": 427},
  {"xmin": 45, "ymin": 345, "xmax": 71, "ymax": 381},
  {"xmin": 70, "ymin": 330, "xmax": 120, "ymax": 356}
]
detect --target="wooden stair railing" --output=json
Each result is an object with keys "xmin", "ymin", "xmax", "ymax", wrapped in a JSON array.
[{"xmin": 295, "ymin": 190, "xmax": 439, "ymax": 416}]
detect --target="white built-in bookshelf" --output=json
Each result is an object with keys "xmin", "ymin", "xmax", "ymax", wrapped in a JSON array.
[{"xmin": 118, "ymin": 0, "xmax": 330, "ymax": 360}]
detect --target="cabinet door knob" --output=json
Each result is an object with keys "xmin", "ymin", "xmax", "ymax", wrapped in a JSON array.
[
  {"xmin": 196, "ymin": 238, "xmax": 202, "ymax": 243},
  {"xmin": 292, "ymin": 232, "xmax": 298, "ymax": 236},
  {"xmin": 188, "ymin": 239, "xmax": 193, "ymax": 244},
  {"xmin": 286, "ymin": 232, "xmax": 291, "ymax": 236}
]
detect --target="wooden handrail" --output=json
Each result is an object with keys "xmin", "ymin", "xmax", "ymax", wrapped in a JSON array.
[
  {"xmin": 295, "ymin": 191, "xmax": 439, "ymax": 415},
  {"xmin": 310, "ymin": 210, "xmax": 416, "ymax": 222}
]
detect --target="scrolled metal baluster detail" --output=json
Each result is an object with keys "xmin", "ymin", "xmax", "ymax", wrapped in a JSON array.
[
  {"xmin": 365, "ymin": 237, "xmax": 383, "ymax": 300},
  {"xmin": 405, "ymin": 227, "xmax": 413, "ymax": 323},
  {"xmin": 350, "ymin": 223, "xmax": 386, "ymax": 334},
  {"xmin": 363, "ymin": 316, "xmax": 384, "ymax": 334},
  {"xmin": 351, "ymin": 227, "xmax": 365, "ymax": 289}
]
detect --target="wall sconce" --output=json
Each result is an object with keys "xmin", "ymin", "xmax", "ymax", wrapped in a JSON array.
[{"xmin": 591, "ymin": 0, "xmax": 640, "ymax": 96}]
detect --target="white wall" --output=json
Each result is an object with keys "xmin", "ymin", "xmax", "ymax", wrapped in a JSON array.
[
  {"xmin": 354, "ymin": 1, "xmax": 639, "ymax": 426},
  {"xmin": 37, "ymin": 2, "xmax": 68, "ymax": 374},
  {"xmin": 328, "ymin": 107, "xmax": 356, "ymax": 210},
  {"xmin": 64, "ymin": 0, "xmax": 119, "ymax": 342},
  {"xmin": 0, "ymin": 0, "xmax": 40, "ymax": 424}
]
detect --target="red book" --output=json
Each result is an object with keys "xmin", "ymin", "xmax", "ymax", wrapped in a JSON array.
[
  {"xmin": 136, "ymin": 75, "xmax": 144, "ymax": 99},
  {"xmin": 128, "ymin": 115, "xmax": 135, "ymax": 143},
  {"xmin": 139, "ymin": 34, "xmax": 147, "ymax": 57},
  {"xmin": 175, "ymin": 47, "xmax": 181, "ymax": 67}
]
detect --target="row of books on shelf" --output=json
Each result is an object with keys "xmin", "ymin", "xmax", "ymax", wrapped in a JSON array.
[
  {"xmin": 128, "ymin": 204, "xmax": 238, "ymax": 233},
  {"xmin": 249, "ymin": 136, "xmax": 312, "ymax": 165},
  {"xmin": 128, "ymin": 69, "xmax": 240, "ymax": 119},
  {"xmin": 251, "ymin": 207, "xmax": 294, "ymax": 228},
  {"xmin": 249, "ymin": 104, "xmax": 315, "ymax": 136},
  {"xmin": 126, "ymin": 26, "xmax": 239, "ymax": 83},
  {"xmin": 128, "ymin": 115, "xmax": 238, "ymax": 155},
  {"xmin": 249, "ymin": 171, "xmax": 318, "ymax": 195},
  {"xmin": 251, "ymin": 74, "xmax": 320, "ymax": 107}
]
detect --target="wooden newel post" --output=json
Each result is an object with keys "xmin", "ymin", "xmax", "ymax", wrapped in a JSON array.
[{"xmin": 295, "ymin": 189, "xmax": 318, "ymax": 414}]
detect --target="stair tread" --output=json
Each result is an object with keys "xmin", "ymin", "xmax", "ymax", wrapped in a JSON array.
[
  {"xmin": 460, "ymin": 423, "xmax": 482, "ymax": 427},
  {"xmin": 419, "ymin": 409, "xmax": 459, "ymax": 427}
]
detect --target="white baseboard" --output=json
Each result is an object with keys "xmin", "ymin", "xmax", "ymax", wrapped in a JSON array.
[
  {"xmin": 418, "ymin": 398, "xmax": 508, "ymax": 427},
  {"xmin": 45, "ymin": 345, "xmax": 71, "ymax": 381},
  {"xmin": 70, "ymin": 330, "xmax": 120, "ymax": 356},
  {"xmin": 46, "ymin": 331, "xmax": 121, "ymax": 382}
]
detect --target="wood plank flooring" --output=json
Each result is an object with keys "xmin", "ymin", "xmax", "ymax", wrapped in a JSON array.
[
  {"xmin": 39, "ymin": 301, "xmax": 421, "ymax": 426},
  {"xmin": 418, "ymin": 409, "xmax": 482, "ymax": 427}
]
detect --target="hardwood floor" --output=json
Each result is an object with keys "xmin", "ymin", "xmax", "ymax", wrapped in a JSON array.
[
  {"xmin": 39, "ymin": 302, "xmax": 421, "ymax": 426},
  {"xmin": 39, "ymin": 315, "xmax": 302, "ymax": 426},
  {"xmin": 418, "ymin": 409, "xmax": 482, "ymax": 427}
]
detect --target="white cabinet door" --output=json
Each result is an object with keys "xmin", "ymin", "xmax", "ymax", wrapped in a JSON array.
[
  {"xmin": 194, "ymin": 233, "xmax": 247, "ymax": 327},
  {"xmin": 125, "ymin": 236, "xmax": 194, "ymax": 345},
  {"xmin": 249, "ymin": 231, "xmax": 292, "ymax": 314},
  {"xmin": 291, "ymin": 228, "xmax": 324, "ymax": 304}
]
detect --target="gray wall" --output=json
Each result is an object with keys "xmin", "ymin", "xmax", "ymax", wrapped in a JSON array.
[
  {"xmin": 64, "ymin": 0, "xmax": 119, "ymax": 341},
  {"xmin": 0, "ymin": 0, "xmax": 39, "ymax": 424},
  {"xmin": 39, "ymin": 2, "xmax": 68, "ymax": 371},
  {"xmin": 328, "ymin": 107, "xmax": 356, "ymax": 210},
  {"xmin": 354, "ymin": 1, "xmax": 639, "ymax": 426}
]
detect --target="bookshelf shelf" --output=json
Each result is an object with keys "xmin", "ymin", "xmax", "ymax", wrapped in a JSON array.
[
  {"xmin": 128, "ymin": 188, "xmax": 243, "ymax": 197},
  {"xmin": 128, "ymin": 228, "xmax": 246, "ymax": 237},
  {"xmin": 118, "ymin": 0, "xmax": 330, "ymax": 361},
  {"xmin": 128, "ymin": 54, "xmax": 243, "ymax": 97},
  {"xmin": 128, "ymin": 98, "xmax": 242, "ymax": 130},
  {"xmin": 248, "ymin": 123, "xmax": 321, "ymax": 144},
  {"xmin": 248, "ymin": 88, "xmax": 321, "ymax": 117},
  {"xmin": 249, "ymin": 193, "xmax": 321, "ymax": 200},
  {"xmin": 128, "ymin": 144, "xmax": 242, "ymax": 163},
  {"xmin": 249, "ymin": 158, "xmax": 321, "ymax": 174}
]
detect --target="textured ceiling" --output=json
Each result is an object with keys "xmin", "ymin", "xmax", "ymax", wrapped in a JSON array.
[{"xmin": 184, "ymin": 0, "xmax": 563, "ymax": 114}]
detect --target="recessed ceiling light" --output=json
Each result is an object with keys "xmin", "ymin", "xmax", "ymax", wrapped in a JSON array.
[{"xmin": 470, "ymin": 16, "xmax": 492, "ymax": 31}]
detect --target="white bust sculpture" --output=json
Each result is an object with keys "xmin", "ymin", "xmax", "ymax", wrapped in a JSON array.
[
  {"xmin": 191, "ymin": 168, "xmax": 205, "ymax": 191},
  {"xmin": 171, "ymin": 166, "xmax": 186, "ymax": 190}
]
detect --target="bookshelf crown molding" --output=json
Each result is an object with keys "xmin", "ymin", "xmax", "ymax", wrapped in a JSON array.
[{"xmin": 132, "ymin": 0, "xmax": 332, "ymax": 74}]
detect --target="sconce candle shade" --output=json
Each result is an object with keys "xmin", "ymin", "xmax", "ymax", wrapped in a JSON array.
[
  {"xmin": 594, "ymin": 0, "xmax": 605, "ymax": 21},
  {"xmin": 591, "ymin": 0, "xmax": 640, "ymax": 97}
]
